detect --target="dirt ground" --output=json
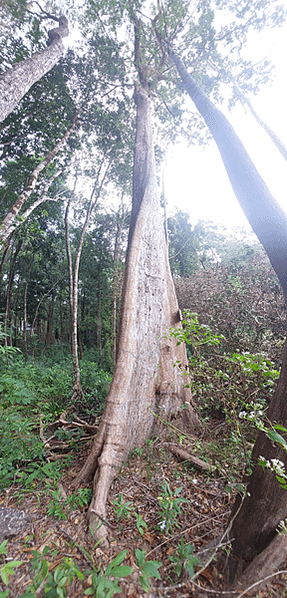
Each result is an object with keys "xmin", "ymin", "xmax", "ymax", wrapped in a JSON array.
[{"xmin": 1, "ymin": 423, "xmax": 287, "ymax": 598}]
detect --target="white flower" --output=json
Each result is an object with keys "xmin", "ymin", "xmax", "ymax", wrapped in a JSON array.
[
  {"xmin": 239, "ymin": 411, "xmax": 247, "ymax": 419},
  {"xmin": 271, "ymin": 459, "xmax": 284, "ymax": 468},
  {"xmin": 158, "ymin": 520, "xmax": 166, "ymax": 530}
]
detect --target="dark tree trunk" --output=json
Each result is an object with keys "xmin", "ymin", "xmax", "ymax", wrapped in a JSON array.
[
  {"xmin": 171, "ymin": 52, "xmax": 287, "ymax": 298},
  {"xmin": 0, "ymin": 16, "xmax": 69, "ymax": 123},
  {"xmin": 228, "ymin": 337, "xmax": 287, "ymax": 573},
  {"xmin": 171, "ymin": 50, "xmax": 287, "ymax": 580},
  {"xmin": 44, "ymin": 290, "xmax": 56, "ymax": 351}
]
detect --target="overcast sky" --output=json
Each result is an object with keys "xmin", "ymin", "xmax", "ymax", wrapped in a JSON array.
[{"xmin": 164, "ymin": 18, "xmax": 287, "ymax": 229}]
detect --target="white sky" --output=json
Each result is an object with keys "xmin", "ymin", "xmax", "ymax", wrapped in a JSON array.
[{"xmin": 164, "ymin": 18, "xmax": 287, "ymax": 228}]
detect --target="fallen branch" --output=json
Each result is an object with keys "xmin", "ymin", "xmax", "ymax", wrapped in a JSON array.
[{"xmin": 169, "ymin": 443, "xmax": 212, "ymax": 472}]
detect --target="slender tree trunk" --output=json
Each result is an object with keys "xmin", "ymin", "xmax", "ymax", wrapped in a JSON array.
[
  {"xmin": 65, "ymin": 159, "xmax": 110, "ymax": 401},
  {"xmin": 111, "ymin": 200, "xmax": 127, "ymax": 364},
  {"xmin": 171, "ymin": 50, "xmax": 287, "ymax": 581},
  {"xmin": 96, "ymin": 251, "xmax": 102, "ymax": 358},
  {"xmin": 73, "ymin": 83, "xmax": 200, "ymax": 543},
  {"xmin": 0, "ymin": 114, "xmax": 78, "ymax": 247},
  {"xmin": 23, "ymin": 257, "xmax": 34, "ymax": 363},
  {"xmin": 65, "ymin": 199, "xmax": 83, "ymax": 400},
  {"xmin": 4, "ymin": 240, "xmax": 22, "ymax": 347},
  {"xmin": 234, "ymin": 86, "xmax": 287, "ymax": 162},
  {"xmin": 43, "ymin": 290, "xmax": 56, "ymax": 352},
  {"xmin": 0, "ymin": 16, "xmax": 69, "ymax": 123}
]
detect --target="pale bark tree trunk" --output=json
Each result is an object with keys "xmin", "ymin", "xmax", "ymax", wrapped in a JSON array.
[
  {"xmin": 0, "ymin": 114, "xmax": 78, "ymax": 248},
  {"xmin": 171, "ymin": 50, "xmax": 287, "ymax": 583},
  {"xmin": 23, "ymin": 257, "xmax": 34, "ymax": 363},
  {"xmin": 9, "ymin": 169, "xmax": 63, "ymax": 231},
  {"xmin": 65, "ymin": 198, "xmax": 83, "ymax": 400},
  {"xmin": 65, "ymin": 159, "xmax": 110, "ymax": 401},
  {"xmin": 234, "ymin": 86, "xmax": 287, "ymax": 162},
  {"xmin": 73, "ymin": 83, "xmax": 200, "ymax": 543},
  {"xmin": 0, "ymin": 15, "xmax": 69, "ymax": 123},
  {"xmin": 4, "ymin": 239, "xmax": 22, "ymax": 347}
]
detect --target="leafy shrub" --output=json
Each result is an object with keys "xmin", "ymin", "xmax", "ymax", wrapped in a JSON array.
[
  {"xmin": 79, "ymin": 360, "xmax": 112, "ymax": 414},
  {"xmin": 0, "ymin": 410, "xmax": 46, "ymax": 489}
]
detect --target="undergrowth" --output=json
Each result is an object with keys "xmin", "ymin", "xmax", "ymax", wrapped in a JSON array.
[{"xmin": 0, "ymin": 315, "xmax": 286, "ymax": 596}]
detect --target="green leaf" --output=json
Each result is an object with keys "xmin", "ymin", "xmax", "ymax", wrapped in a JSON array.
[
  {"xmin": 139, "ymin": 574, "xmax": 150, "ymax": 592},
  {"xmin": 108, "ymin": 550, "xmax": 127, "ymax": 568},
  {"xmin": 1, "ymin": 569, "xmax": 9, "ymax": 586},
  {"xmin": 274, "ymin": 424, "xmax": 287, "ymax": 433},
  {"xmin": 267, "ymin": 429, "xmax": 287, "ymax": 452},
  {"xmin": 110, "ymin": 565, "xmax": 133, "ymax": 578},
  {"xmin": 6, "ymin": 561, "xmax": 23, "ymax": 568},
  {"xmin": 135, "ymin": 548, "xmax": 145, "ymax": 567},
  {"xmin": 0, "ymin": 540, "xmax": 8, "ymax": 555},
  {"xmin": 142, "ymin": 561, "xmax": 161, "ymax": 579}
]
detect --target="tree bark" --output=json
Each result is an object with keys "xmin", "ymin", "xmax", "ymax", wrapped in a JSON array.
[
  {"xmin": 0, "ymin": 113, "xmax": 78, "ymax": 248},
  {"xmin": 73, "ymin": 83, "xmax": 200, "ymax": 543},
  {"xmin": 171, "ymin": 50, "xmax": 287, "ymax": 577},
  {"xmin": 0, "ymin": 16, "xmax": 69, "ymax": 123},
  {"xmin": 171, "ymin": 51, "xmax": 287, "ymax": 298}
]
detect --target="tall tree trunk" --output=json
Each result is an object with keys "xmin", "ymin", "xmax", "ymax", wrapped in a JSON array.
[
  {"xmin": 4, "ymin": 240, "xmax": 22, "ymax": 347},
  {"xmin": 0, "ymin": 114, "xmax": 78, "ymax": 248},
  {"xmin": 65, "ymin": 198, "xmax": 83, "ymax": 400},
  {"xmin": 23, "ymin": 257, "xmax": 34, "ymax": 363},
  {"xmin": 171, "ymin": 51, "xmax": 287, "ymax": 580},
  {"xmin": 171, "ymin": 52, "xmax": 287, "ymax": 298},
  {"xmin": 96, "ymin": 249, "xmax": 102, "ymax": 359},
  {"xmin": 111, "ymin": 199, "xmax": 127, "ymax": 364},
  {"xmin": 234, "ymin": 86, "xmax": 287, "ymax": 162},
  {"xmin": 73, "ymin": 83, "xmax": 200, "ymax": 543},
  {"xmin": 43, "ymin": 290, "xmax": 56, "ymax": 352},
  {"xmin": 65, "ymin": 159, "xmax": 109, "ymax": 401},
  {"xmin": 0, "ymin": 16, "xmax": 69, "ymax": 123}
]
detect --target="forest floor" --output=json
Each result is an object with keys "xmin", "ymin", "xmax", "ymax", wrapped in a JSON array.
[{"xmin": 1, "ymin": 413, "xmax": 287, "ymax": 598}]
